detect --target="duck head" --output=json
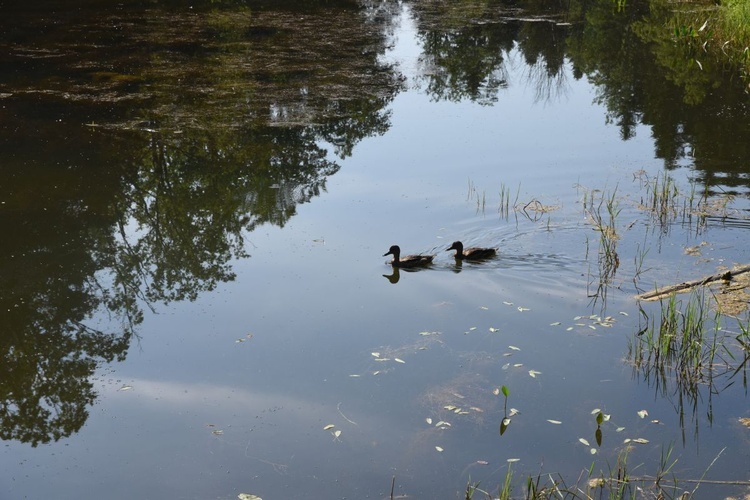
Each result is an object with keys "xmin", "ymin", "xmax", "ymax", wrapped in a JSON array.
[
  {"xmin": 383, "ymin": 245, "xmax": 400, "ymax": 257},
  {"xmin": 446, "ymin": 241, "xmax": 463, "ymax": 253}
]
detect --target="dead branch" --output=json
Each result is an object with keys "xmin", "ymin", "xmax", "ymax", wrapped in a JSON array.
[{"xmin": 635, "ymin": 264, "xmax": 750, "ymax": 301}]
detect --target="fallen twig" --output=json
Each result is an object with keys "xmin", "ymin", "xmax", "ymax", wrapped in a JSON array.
[{"xmin": 635, "ymin": 265, "xmax": 750, "ymax": 301}]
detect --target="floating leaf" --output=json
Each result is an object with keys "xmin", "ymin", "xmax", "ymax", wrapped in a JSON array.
[
  {"xmin": 489, "ymin": 327, "xmax": 499, "ymax": 333},
  {"xmin": 547, "ymin": 419, "xmax": 562, "ymax": 425},
  {"xmin": 590, "ymin": 448, "xmax": 597, "ymax": 455},
  {"xmin": 528, "ymin": 370, "xmax": 542, "ymax": 378},
  {"xmin": 588, "ymin": 478, "xmax": 605, "ymax": 488},
  {"xmin": 212, "ymin": 430, "xmax": 224, "ymax": 435},
  {"xmin": 602, "ymin": 414, "xmax": 611, "ymax": 421},
  {"xmin": 574, "ymin": 316, "xmax": 583, "ymax": 320},
  {"xmin": 118, "ymin": 385, "xmax": 133, "ymax": 392},
  {"xmin": 435, "ymin": 446, "xmax": 444, "ymax": 452},
  {"xmin": 492, "ymin": 388, "xmax": 501, "ymax": 396},
  {"xmin": 419, "ymin": 331, "xmax": 437, "ymax": 336},
  {"xmin": 334, "ymin": 430, "xmax": 342, "ymax": 438},
  {"xmin": 579, "ymin": 438, "xmax": 590, "ymax": 446},
  {"xmin": 371, "ymin": 352, "xmax": 380, "ymax": 358},
  {"xmin": 509, "ymin": 408, "xmax": 519, "ymax": 416},
  {"xmin": 323, "ymin": 424, "xmax": 335, "ymax": 430},
  {"xmin": 500, "ymin": 418, "xmax": 511, "ymax": 435},
  {"xmin": 435, "ymin": 421, "xmax": 451, "ymax": 428},
  {"xmin": 550, "ymin": 322, "xmax": 561, "ymax": 326},
  {"xmin": 591, "ymin": 408, "xmax": 601, "ymax": 415},
  {"xmin": 566, "ymin": 327, "xmax": 574, "ymax": 331},
  {"xmin": 372, "ymin": 370, "xmax": 380, "ymax": 375},
  {"xmin": 444, "ymin": 405, "xmax": 457, "ymax": 411},
  {"xmin": 513, "ymin": 363, "xmax": 523, "ymax": 368},
  {"xmin": 508, "ymin": 345, "xmax": 521, "ymax": 351},
  {"xmin": 425, "ymin": 418, "xmax": 433, "ymax": 425},
  {"xmin": 637, "ymin": 410, "xmax": 649, "ymax": 419},
  {"xmin": 480, "ymin": 306, "xmax": 489, "ymax": 310},
  {"xmin": 517, "ymin": 307, "xmax": 530, "ymax": 312},
  {"xmin": 470, "ymin": 406, "xmax": 484, "ymax": 413},
  {"xmin": 238, "ymin": 494, "xmax": 263, "ymax": 500},
  {"xmin": 502, "ymin": 363, "xmax": 510, "ymax": 370},
  {"xmin": 469, "ymin": 327, "xmax": 477, "ymax": 331},
  {"xmin": 616, "ymin": 427, "xmax": 625, "ymax": 432},
  {"xmin": 503, "ymin": 301, "xmax": 513, "ymax": 306},
  {"xmin": 476, "ymin": 460, "xmax": 489, "ymax": 465},
  {"xmin": 349, "ymin": 374, "xmax": 360, "ymax": 378},
  {"xmin": 631, "ymin": 438, "xmax": 649, "ymax": 444},
  {"xmin": 394, "ymin": 358, "xmax": 405, "ymax": 364},
  {"xmin": 507, "ymin": 458, "xmax": 520, "ymax": 463},
  {"xmin": 619, "ymin": 311, "xmax": 629, "ymax": 316}
]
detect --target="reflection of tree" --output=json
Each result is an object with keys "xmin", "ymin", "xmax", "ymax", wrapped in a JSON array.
[
  {"xmin": 566, "ymin": 0, "xmax": 750, "ymax": 193},
  {"xmin": 515, "ymin": 21, "xmax": 570, "ymax": 103},
  {"xmin": 111, "ymin": 124, "xmax": 343, "ymax": 305},
  {"xmin": 565, "ymin": 0, "xmax": 651, "ymax": 141},
  {"xmin": 417, "ymin": 25, "xmax": 512, "ymax": 104},
  {"xmin": 408, "ymin": 0, "xmax": 572, "ymax": 104},
  {"xmin": 0, "ymin": 125, "xmax": 132, "ymax": 445},
  {"xmin": 0, "ymin": 0, "xmax": 403, "ymax": 446}
]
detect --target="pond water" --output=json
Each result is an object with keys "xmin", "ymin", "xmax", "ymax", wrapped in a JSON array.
[{"xmin": 2, "ymin": 0, "xmax": 750, "ymax": 499}]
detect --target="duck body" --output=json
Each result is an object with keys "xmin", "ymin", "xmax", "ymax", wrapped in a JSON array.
[
  {"xmin": 383, "ymin": 245, "xmax": 434, "ymax": 268},
  {"xmin": 446, "ymin": 241, "xmax": 497, "ymax": 260}
]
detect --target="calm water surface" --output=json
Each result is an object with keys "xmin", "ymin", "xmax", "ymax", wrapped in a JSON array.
[{"xmin": 2, "ymin": 1, "xmax": 750, "ymax": 499}]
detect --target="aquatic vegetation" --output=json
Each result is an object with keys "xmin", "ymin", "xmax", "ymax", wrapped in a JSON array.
[
  {"xmin": 581, "ymin": 185, "xmax": 621, "ymax": 304},
  {"xmin": 629, "ymin": 289, "xmax": 723, "ymax": 381},
  {"xmin": 497, "ymin": 182, "xmax": 516, "ymax": 220},
  {"xmin": 466, "ymin": 443, "xmax": 731, "ymax": 500},
  {"xmin": 626, "ymin": 289, "xmax": 750, "ymax": 435},
  {"xmin": 467, "ymin": 178, "xmax": 488, "ymax": 215}
]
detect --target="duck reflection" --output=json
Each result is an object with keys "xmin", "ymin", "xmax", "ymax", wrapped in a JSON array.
[{"xmin": 382, "ymin": 267, "xmax": 401, "ymax": 283}]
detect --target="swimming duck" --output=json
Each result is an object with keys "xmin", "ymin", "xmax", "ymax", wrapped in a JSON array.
[
  {"xmin": 383, "ymin": 245, "xmax": 434, "ymax": 268},
  {"xmin": 446, "ymin": 241, "xmax": 497, "ymax": 260}
]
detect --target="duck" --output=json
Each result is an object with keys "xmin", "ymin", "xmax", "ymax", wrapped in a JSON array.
[
  {"xmin": 383, "ymin": 245, "xmax": 434, "ymax": 268},
  {"xmin": 446, "ymin": 241, "xmax": 497, "ymax": 260}
]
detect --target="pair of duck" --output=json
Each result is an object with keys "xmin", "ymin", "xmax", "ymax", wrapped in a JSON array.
[{"xmin": 384, "ymin": 241, "xmax": 496, "ymax": 268}]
